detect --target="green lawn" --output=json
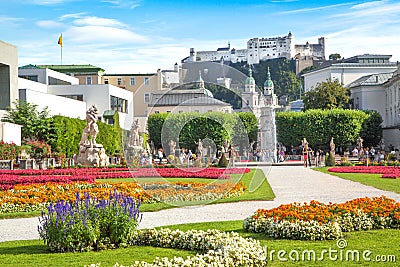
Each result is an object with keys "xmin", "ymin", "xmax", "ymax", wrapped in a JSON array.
[
  {"xmin": 0, "ymin": 168, "xmax": 275, "ymax": 218},
  {"xmin": 1, "ymin": 220, "xmax": 398, "ymax": 267},
  {"xmin": 315, "ymin": 167, "xmax": 400, "ymax": 194}
]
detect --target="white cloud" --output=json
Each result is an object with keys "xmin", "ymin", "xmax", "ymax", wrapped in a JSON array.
[
  {"xmin": 351, "ymin": 0, "xmax": 385, "ymax": 9},
  {"xmin": 36, "ymin": 20, "xmax": 63, "ymax": 28},
  {"xmin": 279, "ymin": 2, "xmax": 355, "ymax": 14},
  {"xmin": 24, "ymin": 0, "xmax": 79, "ymax": 5},
  {"xmin": 271, "ymin": 0, "xmax": 299, "ymax": 3},
  {"xmin": 59, "ymin": 12, "xmax": 86, "ymax": 20},
  {"xmin": 72, "ymin": 16, "xmax": 128, "ymax": 28},
  {"xmin": 65, "ymin": 25, "xmax": 148, "ymax": 44},
  {"xmin": 0, "ymin": 15, "xmax": 23, "ymax": 26},
  {"xmin": 102, "ymin": 0, "xmax": 141, "ymax": 9},
  {"xmin": 333, "ymin": 1, "xmax": 400, "ymax": 18}
]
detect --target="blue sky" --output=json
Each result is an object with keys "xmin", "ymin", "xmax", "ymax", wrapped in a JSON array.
[{"xmin": 1, "ymin": 0, "xmax": 400, "ymax": 73}]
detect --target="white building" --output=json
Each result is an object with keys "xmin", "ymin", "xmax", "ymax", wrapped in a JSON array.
[
  {"xmin": 303, "ymin": 54, "xmax": 398, "ymax": 91},
  {"xmin": 348, "ymin": 72, "xmax": 393, "ymax": 126},
  {"xmin": 18, "ymin": 67, "xmax": 134, "ymax": 130},
  {"xmin": 183, "ymin": 32, "xmax": 325, "ymax": 64},
  {"xmin": 48, "ymin": 84, "xmax": 133, "ymax": 130},
  {"xmin": 381, "ymin": 67, "xmax": 400, "ymax": 146},
  {"xmin": 147, "ymin": 73, "xmax": 232, "ymax": 115},
  {"xmin": 18, "ymin": 65, "xmax": 79, "ymax": 86},
  {"xmin": 0, "ymin": 41, "xmax": 21, "ymax": 145}
]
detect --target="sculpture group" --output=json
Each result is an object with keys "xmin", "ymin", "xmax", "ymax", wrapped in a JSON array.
[{"xmin": 75, "ymin": 105, "xmax": 109, "ymax": 167}]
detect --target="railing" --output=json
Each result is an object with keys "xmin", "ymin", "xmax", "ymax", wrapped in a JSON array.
[{"xmin": 0, "ymin": 160, "xmax": 14, "ymax": 170}]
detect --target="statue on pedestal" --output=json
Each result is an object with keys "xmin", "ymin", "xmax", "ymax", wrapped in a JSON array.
[
  {"xmin": 196, "ymin": 139, "xmax": 203, "ymax": 159},
  {"xmin": 125, "ymin": 119, "xmax": 145, "ymax": 165},
  {"xmin": 169, "ymin": 140, "xmax": 176, "ymax": 156},
  {"xmin": 75, "ymin": 105, "xmax": 109, "ymax": 167},
  {"xmin": 128, "ymin": 119, "xmax": 141, "ymax": 148},
  {"xmin": 330, "ymin": 137, "xmax": 335, "ymax": 156}
]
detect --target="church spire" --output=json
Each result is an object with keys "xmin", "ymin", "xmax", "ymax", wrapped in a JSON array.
[
  {"xmin": 197, "ymin": 70, "xmax": 205, "ymax": 89},
  {"xmin": 264, "ymin": 67, "xmax": 274, "ymax": 95}
]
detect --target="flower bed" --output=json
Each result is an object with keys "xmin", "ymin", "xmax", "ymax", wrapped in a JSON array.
[
  {"xmin": 328, "ymin": 166, "xmax": 400, "ymax": 178},
  {"xmin": 243, "ymin": 196, "xmax": 400, "ymax": 240},
  {"xmin": 39, "ymin": 191, "xmax": 142, "ymax": 252},
  {"xmin": 0, "ymin": 167, "xmax": 251, "ymax": 190},
  {"xmin": 103, "ymin": 228, "xmax": 266, "ymax": 267},
  {"xmin": 0, "ymin": 181, "xmax": 246, "ymax": 213}
]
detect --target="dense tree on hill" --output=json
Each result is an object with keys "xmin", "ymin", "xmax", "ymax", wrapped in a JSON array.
[
  {"xmin": 205, "ymin": 83, "xmax": 242, "ymax": 109},
  {"xmin": 302, "ymin": 80, "xmax": 350, "ymax": 110},
  {"xmin": 329, "ymin": 53, "xmax": 341, "ymax": 60}
]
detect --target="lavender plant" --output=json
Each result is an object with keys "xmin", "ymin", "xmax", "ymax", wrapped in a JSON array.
[{"xmin": 38, "ymin": 190, "xmax": 142, "ymax": 252}]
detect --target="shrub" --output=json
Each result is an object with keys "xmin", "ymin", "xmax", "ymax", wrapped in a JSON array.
[
  {"xmin": 25, "ymin": 140, "xmax": 51, "ymax": 159},
  {"xmin": 325, "ymin": 152, "xmax": 335, "ymax": 166},
  {"xmin": 38, "ymin": 190, "xmax": 142, "ymax": 252},
  {"xmin": 0, "ymin": 141, "xmax": 19, "ymax": 160}
]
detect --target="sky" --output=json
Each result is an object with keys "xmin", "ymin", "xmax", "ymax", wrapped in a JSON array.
[{"xmin": 1, "ymin": 0, "xmax": 400, "ymax": 73}]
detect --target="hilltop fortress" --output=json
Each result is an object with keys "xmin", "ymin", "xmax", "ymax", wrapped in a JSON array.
[{"xmin": 182, "ymin": 32, "xmax": 325, "ymax": 64}]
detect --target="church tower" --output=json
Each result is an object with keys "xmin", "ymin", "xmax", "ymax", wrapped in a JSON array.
[
  {"xmin": 258, "ymin": 66, "xmax": 278, "ymax": 162},
  {"xmin": 263, "ymin": 67, "xmax": 278, "ymax": 106},
  {"xmin": 241, "ymin": 65, "xmax": 261, "ymax": 118}
]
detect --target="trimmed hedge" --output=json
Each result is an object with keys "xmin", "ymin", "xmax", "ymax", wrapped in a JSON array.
[
  {"xmin": 49, "ymin": 114, "xmax": 123, "ymax": 157},
  {"xmin": 147, "ymin": 112, "xmax": 257, "ymax": 152},
  {"xmin": 276, "ymin": 109, "xmax": 369, "ymax": 148}
]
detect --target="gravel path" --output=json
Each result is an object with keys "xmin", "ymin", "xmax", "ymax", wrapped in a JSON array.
[{"xmin": 1, "ymin": 166, "xmax": 399, "ymax": 242}]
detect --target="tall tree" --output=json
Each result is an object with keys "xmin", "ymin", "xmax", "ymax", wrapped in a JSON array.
[
  {"xmin": 359, "ymin": 110, "xmax": 383, "ymax": 148},
  {"xmin": 329, "ymin": 53, "xmax": 341, "ymax": 60},
  {"xmin": 302, "ymin": 80, "xmax": 350, "ymax": 110},
  {"xmin": 2, "ymin": 101, "xmax": 54, "ymax": 143}
]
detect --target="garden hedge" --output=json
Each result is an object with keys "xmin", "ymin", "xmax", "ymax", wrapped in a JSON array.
[
  {"xmin": 50, "ymin": 113, "xmax": 123, "ymax": 157},
  {"xmin": 276, "ymin": 109, "xmax": 370, "ymax": 149},
  {"xmin": 147, "ymin": 112, "xmax": 257, "ymax": 152}
]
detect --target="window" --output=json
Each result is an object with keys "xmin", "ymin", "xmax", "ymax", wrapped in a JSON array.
[
  {"xmin": 86, "ymin": 76, "xmax": 92, "ymax": 85},
  {"xmin": 110, "ymin": 95, "xmax": 128, "ymax": 113},
  {"xmin": 59, "ymin": 94, "xmax": 83, "ymax": 101},
  {"xmin": 144, "ymin": 93, "xmax": 150, "ymax": 103},
  {"xmin": 104, "ymin": 78, "xmax": 109, "ymax": 84},
  {"xmin": 166, "ymin": 111, "xmax": 171, "ymax": 113},
  {"xmin": 144, "ymin": 77, "xmax": 149, "ymax": 85},
  {"xmin": 130, "ymin": 77, "xmax": 135, "ymax": 86},
  {"xmin": 19, "ymin": 75, "xmax": 38, "ymax": 82},
  {"xmin": 117, "ymin": 78, "xmax": 122, "ymax": 86}
]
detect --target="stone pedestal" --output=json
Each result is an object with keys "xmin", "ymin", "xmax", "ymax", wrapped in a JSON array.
[{"xmin": 75, "ymin": 144, "xmax": 109, "ymax": 167}]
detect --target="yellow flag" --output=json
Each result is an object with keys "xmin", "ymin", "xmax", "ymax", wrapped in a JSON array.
[{"xmin": 57, "ymin": 34, "xmax": 63, "ymax": 47}]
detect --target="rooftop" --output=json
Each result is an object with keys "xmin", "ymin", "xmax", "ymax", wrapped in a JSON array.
[
  {"xmin": 103, "ymin": 73, "xmax": 157, "ymax": 77},
  {"xmin": 36, "ymin": 64, "xmax": 105, "ymax": 74},
  {"xmin": 151, "ymin": 94, "xmax": 230, "ymax": 107},
  {"xmin": 348, "ymin": 72, "xmax": 394, "ymax": 88}
]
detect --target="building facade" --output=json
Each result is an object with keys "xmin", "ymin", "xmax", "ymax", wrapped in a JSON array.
[
  {"xmin": 147, "ymin": 73, "xmax": 232, "ymax": 115},
  {"xmin": 18, "ymin": 66, "xmax": 134, "ymax": 130},
  {"xmin": 303, "ymin": 54, "xmax": 398, "ymax": 92},
  {"xmin": 183, "ymin": 32, "xmax": 325, "ymax": 64},
  {"xmin": 0, "ymin": 41, "xmax": 18, "ymax": 119}
]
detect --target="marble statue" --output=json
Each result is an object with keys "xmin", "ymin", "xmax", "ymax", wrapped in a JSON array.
[
  {"xmin": 169, "ymin": 140, "xmax": 176, "ymax": 155},
  {"xmin": 129, "ymin": 119, "xmax": 141, "ymax": 147},
  {"xmin": 75, "ymin": 105, "xmax": 109, "ymax": 167}
]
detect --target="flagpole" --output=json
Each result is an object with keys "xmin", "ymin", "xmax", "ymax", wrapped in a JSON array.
[{"xmin": 58, "ymin": 33, "xmax": 63, "ymax": 65}]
